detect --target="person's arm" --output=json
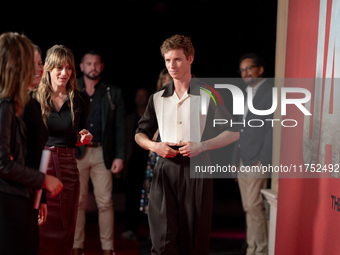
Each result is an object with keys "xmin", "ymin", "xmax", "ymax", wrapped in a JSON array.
[
  {"xmin": 76, "ymin": 129, "xmax": 93, "ymax": 146},
  {"xmin": 0, "ymin": 101, "xmax": 63, "ymax": 196},
  {"xmin": 135, "ymin": 93, "xmax": 178, "ymax": 158},
  {"xmin": 178, "ymin": 130, "xmax": 240, "ymax": 157},
  {"xmin": 43, "ymin": 175, "xmax": 63, "ymax": 197},
  {"xmin": 135, "ymin": 133, "xmax": 178, "ymax": 158},
  {"xmin": 38, "ymin": 203, "xmax": 47, "ymax": 226},
  {"xmin": 135, "ymin": 132, "xmax": 156, "ymax": 151},
  {"xmin": 0, "ymin": 102, "xmax": 45, "ymax": 188},
  {"xmin": 108, "ymin": 86, "xmax": 126, "ymax": 174},
  {"xmin": 178, "ymin": 94, "xmax": 240, "ymax": 157},
  {"xmin": 75, "ymin": 92, "xmax": 92, "ymax": 146},
  {"xmin": 201, "ymin": 130, "xmax": 240, "ymax": 152}
]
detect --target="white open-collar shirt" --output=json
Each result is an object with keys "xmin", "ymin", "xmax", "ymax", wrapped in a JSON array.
[{"xmin": 136, "ymin": 79, "xmax": 237, "ymax": 144}]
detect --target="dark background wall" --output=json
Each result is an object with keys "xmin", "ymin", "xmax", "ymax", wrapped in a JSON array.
[
  {"xmin": 1, "ymin": 0, "xmax": 277, "ymax": 113},
  {"xmin": 1, "ymin": 1, "xmax": 277, "ymax": 209}
]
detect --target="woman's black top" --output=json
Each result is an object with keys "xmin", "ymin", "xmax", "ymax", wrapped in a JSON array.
[{"xmin": 44, "ymin": 91, "xmax": 89, "ymax": 148}]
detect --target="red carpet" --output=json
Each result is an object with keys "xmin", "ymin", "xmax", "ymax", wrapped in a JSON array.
[
  {"xmin": 82, "ymin": 179, "xmax": 246, "ymax": 254},
  {"xmin": 81, "ymin": 212, "xmax": 245, "ymax": 255}
]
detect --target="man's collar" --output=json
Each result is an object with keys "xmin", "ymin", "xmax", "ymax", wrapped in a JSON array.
[
  {"xmin": 161, "ymin": 80, "xmax": 175, "ymax": 97},
  {"xmin": 161, "ymin": 78, "xmax": 203, "ymax": 97}
]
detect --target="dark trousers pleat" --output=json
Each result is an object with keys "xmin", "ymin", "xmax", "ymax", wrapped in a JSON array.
[{"xmin": 148, "ymin": 155, "xmax": 213, "ymax": 255}]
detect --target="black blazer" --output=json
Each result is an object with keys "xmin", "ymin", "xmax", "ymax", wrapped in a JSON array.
[
  {"xmin": 76, "ymin": 77, "xmax": 126, "ymax": 169},
  {"xmin": 231, "ymin": 80, "xmax": 273, "ymax": 166},
  {"xmin": 0, "ymin": 99, "xmax": 45, "ymax": 198}
]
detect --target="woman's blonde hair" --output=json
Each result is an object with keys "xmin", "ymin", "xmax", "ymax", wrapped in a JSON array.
[
  {"xmin": 35, "ymin": 45, "xmax": 78, "ymax": 126},
  {"xmin": 0, "ymin": 32, "xmax": 35, "ymax": 115}
]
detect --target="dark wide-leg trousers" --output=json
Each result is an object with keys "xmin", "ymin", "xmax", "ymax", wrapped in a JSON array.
[{"xmin": 148, "ymin": 154, "xmax": 213, "ymax": 255}]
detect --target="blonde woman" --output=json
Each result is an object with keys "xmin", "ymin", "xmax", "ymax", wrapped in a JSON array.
[
  {"xmin": 0, "ymin": 32, "xmax": 63, "ymax": 255},
  {"xmin": 35, "ymin": 45, "xmax": 92, "ymax": 255}
]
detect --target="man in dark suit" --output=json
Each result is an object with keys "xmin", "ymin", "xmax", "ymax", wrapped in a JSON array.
[
  {"xmin": 231, "ymin": 53, "xmax": 273, "ymax": 255},
  {"xmin": 73, "ymin": 50, "xmax": 125, "ymax": 255}
]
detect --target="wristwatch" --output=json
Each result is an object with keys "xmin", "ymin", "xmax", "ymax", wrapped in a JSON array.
[{"xmin": 200, "ymin": 142, "xmax": 208, "ymax": 152}]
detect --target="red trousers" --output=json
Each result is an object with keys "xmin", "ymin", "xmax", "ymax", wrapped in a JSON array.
[{"xmin": 39, "ymin": 146, "xmax": 79, "ymax": 255}]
